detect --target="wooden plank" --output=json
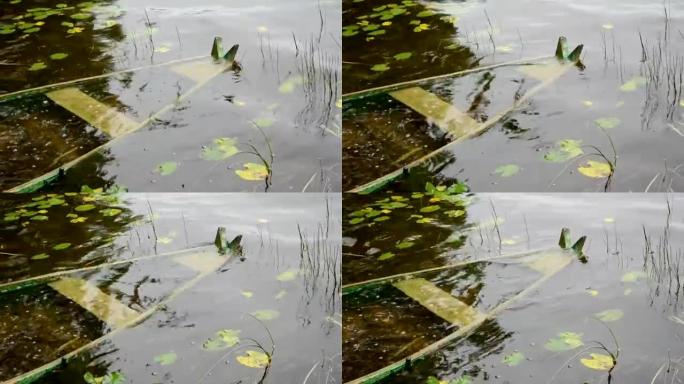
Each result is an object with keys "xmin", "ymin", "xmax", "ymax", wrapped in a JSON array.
[
  {"xmin": 523, "ymin": 249, "xmax": 572, "ymax": 276},
  {"xmin": 389, "ymin": 86, "xmax": 479, "ymax": 138},
  {"xmin": 173, "ymin": 250, "xmax": 227, "ymax": 273},
  {"xmin": 170, "ymin": 59, "xmax": 228, "ymax": 83},
  {"xmin": 393, "ymin": 278, "xmax": 485, "ymax": 327},
  {"xmin": 46, "ymin": 87, "xmax": 139, "ymax": 138},
  {"xmin": 517, "ymin": 61, "xmax": 569, "ymax": 83},
  {"xmin": 49, "ymin": 277, "xmax": 139, "ymax": 328}
]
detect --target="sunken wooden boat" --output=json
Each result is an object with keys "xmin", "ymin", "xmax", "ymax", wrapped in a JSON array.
[{"xmin": 0, "ymin": 227, "xmax": 240, "ymax": 384}]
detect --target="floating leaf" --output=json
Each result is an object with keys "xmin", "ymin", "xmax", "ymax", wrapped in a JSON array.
[
  {"xmin": 371, "ymin": 63, "xmax": 390, "ymax": 72},
  {"xmin": 241, "ymin": 290, "xmax": 253, "ymax": 298},
  {"xmin": 235, "ymin": 163, "xmax": 269, "ymax": 181},
  {"xmin": 203, "ymin": 329, "xmax": 240, "ymax": 350},
  {"xmin": 544, "ymin": 139, "xmax": 583, "ymax": 163},
  {"xmin": 100, "ymin": 208, "xmax": 122, "ymax": 217},
  {"xmin": 586, "ymin": 289, "xmax": 599, "ymax": 296},
  {"xmin": 378, "ymin": 252, "xmax": 394, "ymax": 261},
  {"xmin": 67, "ymin": 27, "xmax": 84, "ymax": 34},
  {"xmin": 374, "ymin": 216, "xmax": 390, "ymax": 222},
  {"xmin": 349, "ymin": 217, "xmax": 365, "ymax": 225},
  {"xmin": 31, "ymin": 253, "xmax": 49, "ymax": 260},
  {"xmin": 156, "ymin": 161, "xmax": 177, "ymax": 176},
  {"xmin": 578, "ymin": 161, "xmax": 611, "ymax": 178},
  {"xmin": 494, "ymin": 164, "xmax": 520, "ymax": 177},
  {"xmin": 420, "ymin": 205, "xmax": 440, "ymax": 213},
  {"xmin": 75, "ymin": 204, "xmax": 96, "ymax": 212},
  {"xmin": 594, "ymin": 309, "xmax": 623, "ymax": 322},
  {"xmin": 154, "ymin": 351, "xmax": 177, "ymax": 365},
  {"xmin": 236, "ymin": 350, "xmax": 269, "ymax": 368},
  {"xmin": 276, "ymin": 269, "xmax": 298, "ymax": 281},
  {"xmin": 53, "ymin": 242, "xmax": 71, "ymax": 250},
  {"xmin": 275, "ymin": 290, "xmax": 287, "ymax": 300},
  {"xmin": 392, "ymin": 52, "xmax": 413, "ymax": 60},
  {"xmin": 594, "ymin": 117, "xmax": 620, "ymax": 129},
  {"xmin": 200, "ymin": 137, "xmax": 239, "ymax": 161},
  {"xmin": 84, "ymin": 372, "xmax": 125, "ymax": 384},
  {"xmin": 28, "ymin": 61, "xmax": 47, "ymax": 71},
  {"xmin": 502, "ymin": 351, "xmax": 524, "ymax": 367},
  {"xmin": 445, "ymin": 210, "xmax": 465, "ymax": 218},
  {"xmin": 31, "ymin": 215, "xmax": 48, "ymax": 221},
  {"xmin": 49, "ymin": 52, "xmax": 69, "ymax": 60},
  {"xmin": 70, "ymin": 12, "xmax": 91, "ymax": 19},
  {"xmin": 396, "ymin": 241, "xmax": 414, "ymax": 249},
  {"xmin": 621, "ymin": 270, "xmax": 647, "ymax": 282},
  {"xmin": 580, "ymin": 353, "xmax": 614, "ymax": 371},
  {"xmin": 545, "ymin": 332, "xmax": 583, "ymax": 351},
  {"xmin": 251, "ymin": 309, "xmax": 280, "ymax": 320}
]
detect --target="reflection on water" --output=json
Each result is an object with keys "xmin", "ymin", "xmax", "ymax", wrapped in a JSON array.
[
  {"xmin": 1, "ymin": 0, "xmax": 341, "ymax": 192},
  {"xmin": 0, "ymin": 193, "xmax": 341, "ymax": 383},
  {"xmin": 343, "ymin": 193, "xmax": 684, "ymax": 383}
]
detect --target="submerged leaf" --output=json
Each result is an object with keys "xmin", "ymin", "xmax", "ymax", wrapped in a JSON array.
[
  {"xmin": 494, "ymin": 164, "xmax": 520, "ymax": 177},
  {"xmin": 371, "ymin": 63, "xmax": 390, "ymax": 72},
  {"xmin": 156, "ymin": 161, "xmax": 177, "ymax": 176},
  {"xmin": 276, "ymin": 269, "xmax": 298, "ymax": 281},
  {"xmin": 594, "ymin": 117, "xmax": 620, "ymax": 129},
  {"xmin": 278, "ymin": 75, "xmax": 304, "ymax": 93},
  {"xmin": 235, "ymin": 163, "xmax": 269, "ymax": 181},
  {"xmin": 621, "ymin": 270, "xmax": 647, "ymax": 282},
  {"xmin": 396, "ymin": 241, "xmax": 414, "ymax": 249},
  {"xmin": 577, "ymin": 161, "xmax": 611, "ymax": 178},
  {"xmin": 502, "ymin": 351, "xmax": 524, "ymax": 366},
  {"xmin": 378, "ymin": 252, "xmax": 394, "ymax": 260},
  {"xmin": 580, "ymin": 353, "xmax": 614, "ymax": 370},
  {"xmin": 251, "ymin": 309, "xmax": 280, "ymax": 320},
  {"xmin": 154, "ymin": 351, "xmax": 177, "ymax": 365},
  {"xmin": 594, "ymin": 309, "xmax": 623, "ymax": 322},
  {"xmin": 236, "ymin": 350, "xmax": 269, "ymax": 368}
]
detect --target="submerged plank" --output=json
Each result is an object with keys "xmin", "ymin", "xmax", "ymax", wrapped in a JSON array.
[
  {"xmin": 173, "ymin": 250, "xmax": 227, "ymax": 273},
  {"xmin": 46, "ymin": 88, "xmax": 139, "ymax": 138},
  {"xmin": 389, "ymin": 87, "xmax": 480, "ymax": 138},
  {"xmin": 170, "ymin": 59, "xmax": 229, "ymax": 83},
  {"xmin": 49, "ymin": 277, "xmax": 139, "ymax": 328},
  {"xmin": 517, "ymin": 61, "xmax": 569, "ymax": 83},
  {"xmin": 523, "ymin": 250, "xmax": 572, "ymax": 276},
  {"xmin": 393, "ymin": 278, "xmax": 485, "ymax": 327}
]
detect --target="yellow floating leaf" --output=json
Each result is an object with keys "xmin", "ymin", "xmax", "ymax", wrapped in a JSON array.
[
  {"xmin": 586, "ymin": 289, "xmax": 599, "ymax": 296},
  {"xmin": 580, "ymin": 353, "xmax": 614, "ymax": 371},
  {"xmin": 578, "ymin": 161, "xmax": 611, "ymax": 178},
  {"xmin": 241, "ymin": 290, "xmax": 253, "ymax": 298},
  {"xmin": 236, "ymin": 350, "xmax": 269, "ymax": 368},
  {"xmin": 276, "ymin": 269, "xmax": 298, "ymax": 281},
  {"xmin": 582, "ymin": 100, "xmax": 593, "ymax": 107},
  {"xmin": 604, "ymin": 217, "xmax": 614, "ymax": 223},
  {"xmin": 236, "ymin": 163, "xmax": 269, "ymax": 181}
]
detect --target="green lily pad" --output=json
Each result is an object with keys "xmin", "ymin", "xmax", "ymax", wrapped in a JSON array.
[
  {"xmin": 200, "ymin": 137, "xmax": 239, "ymax": 161},
  {"xmin": 393, "ymin": 52, "xmax": 412, "ymax": 60},
  {"xmin": 419, "ymin": 205, "xmax": 440, "ymax": 213},
  {"xmin": 371, "ymin": 63, "xmax": 390, "ymax": 72},
  {"xmin": 154, "ymin": 351, "xmax": 177, "ymax": 365},
  {"xmin": 502, "ymin": 351, "xmax": 524, "ymax": 366},
  {"xmin": 236, "ymin": 350, "xmax": 269, "ymax": 368},
  {"xmin": 203, "ymin": 329, "xmax": 241, "ymax": 351},
  {"xmin": 494, "ymin": 164, "xmax": 520, "ymax": 177},
  {"xmin": 49, "ymin": 52, "xmax": 69, "ymax": 60},
  {"xmin": 396, "ymin": 241, "xmax": 414, "ymax": 249},
  {"xmin": 100, "ymin": 208, "xmax": 122, "ymax": 217},
  {"xmin": 594, "ymin": 309, "xmax": 623, "ymax": 322},
  {"xmin": 594, "ymin": 117, "xmax": 620, "ymax": 129},
  {"xmin": 75, "ymin": 204, "xmax": 96, "ymax": 212},
  {"xmin": 156, "ymin": 161, "xmax": 177, "ymax": 176},
  {"xmin": 545, "ymin": 331, "xmax": 583, "ymax": 351},
  {"xmin": 53, "ymin": 242, "xmax": 71, "ymax": 250},
  {"xmin": 28, "ymin": 61, "xmax": 47, "ymax": 71},
  {"xmin": 251, "ymin": 309, "xmax": 280, "ymax": 320},
  {"xmin": 31, "ymin": 253, "xmax": 50, "ymax": 260}
]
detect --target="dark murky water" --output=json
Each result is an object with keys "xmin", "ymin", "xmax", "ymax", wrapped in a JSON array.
[
  {"xmin": 343, "ymin": 0, "xmax": 684, "ymax": 192},
  {"xmin": 1, "ymin": 0, "xmax": 341, "ymax": 192},
  {"xmin": 0, "ymin": 193, "xmax": 341, "ymax": 383},
  {"xmin": 343, "ymin": 192, "xmax": 684, "ymax": 383}
]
